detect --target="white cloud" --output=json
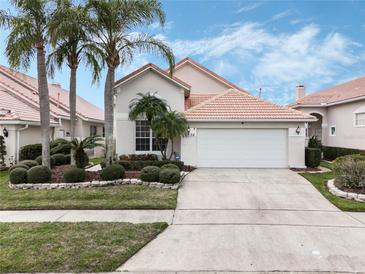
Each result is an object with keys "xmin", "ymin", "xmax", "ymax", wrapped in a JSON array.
[
  {"xmin": 236, "ymin": 2, "xmax": 263, "ymax": 13},
  {"xmin": 270, "ymin": 10, "xmax": 293, "ymax": 21}
]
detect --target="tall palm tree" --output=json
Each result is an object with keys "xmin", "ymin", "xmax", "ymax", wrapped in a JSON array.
[
  {"xmin": 86, "ymin": 0, "xmax": 175, "ymax": 165},
  {"xmin": 151, "ymin": 111, "xmax": 188, "ymax": 160},
  {"xmin": 0, "ymin": 0, "xmax": 53, "ymax": 167},
  {"xmin": 47, "ymin": 0, "xmax": 103, "ymax": 141},
  {"xmin": 129, "ymin": 92, "xmax": 168, "ymax": 122}
]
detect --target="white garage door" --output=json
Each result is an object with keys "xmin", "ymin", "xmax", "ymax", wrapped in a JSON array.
[{"xmin": 197, "ymin": 128, "xmax": 288, "ymax": 168}]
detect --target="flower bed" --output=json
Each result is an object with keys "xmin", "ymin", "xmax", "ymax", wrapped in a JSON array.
[{"xmin": 327, "ymin": 179, "xmax": 365, "ymax": 202}]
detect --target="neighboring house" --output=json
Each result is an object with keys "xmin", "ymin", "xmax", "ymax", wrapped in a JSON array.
[
  {"xmin": 0, "ymin": 65, "xmax": 104, "ymax": 165},
  {"xmin": 114, "ymin": 57, "xmax": 315, "ymax": 168},
  {"xmin": 291, "ymin": 79, "xmax": 365, "ymax": 151}
]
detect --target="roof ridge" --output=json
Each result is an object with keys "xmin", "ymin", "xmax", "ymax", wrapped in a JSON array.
[{"xmin": 173, "ymin": 57, "xmax": 249, "ymax": 94}]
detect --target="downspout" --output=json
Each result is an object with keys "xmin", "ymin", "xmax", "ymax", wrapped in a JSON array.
[{"xmin": 16, "ymin": 124, "xmax": 29, "ymax": 162}]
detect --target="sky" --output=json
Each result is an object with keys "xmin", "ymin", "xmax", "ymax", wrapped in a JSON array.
[{"xmin": 1, "ymin": 0, "xmax": 365, "ymax": 109}]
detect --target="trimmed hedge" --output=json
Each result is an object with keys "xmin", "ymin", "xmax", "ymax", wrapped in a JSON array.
[
  {"xmin": 117, "ymin": 160, "xmax": 184, "ymax": 171},
  {"xmin": 51, "ymin": 153, "xmax": 66, "ymax": 166},
  {"xmin": 119, "ymin": 154, "xmax": 158, "ymax": 161},
  {"xmin": 322, "ymin": 146, "xmax": 365, "ymax": 161},
  {"xmin": 27, "ymin": 166, "xmax": 52, "ymax": 184},
  {"xmin": 140, "ymin": 166, "xmax": 160, "ymax": 182},
  {"xmin": 18, "ymin": 160, "xmax": 39, "ymax": 168},
  {"xmin": 101, "ymin": 164, "xmax": 125, "ymax": 181},
  {"xmin": 160, "ymin": 163, "xmax": 179, "ymax": 171},
  {"xmin": 63, "ymin": 168, "xmax": 86, "ymax": 183},
  {"xmin": 305, "ymin": 147, "xmax": 321, "ymax": 168},
  {"xmin": 19, "ymin": 144, "xmax": 42, "ymax": 160},
  {"xmin": 159, "ymin": 168, "xmax": 180, "ymax": 184},
  {"xmin": 35, "ymin": 155, "xmax": 42, "ymax": 165},
  {"xmin": 9, "ymin": 164, "xmax": 29, "ymax": 172},
  {"xmin": 9, "ymin": 167, "xmax": 28, "ymax": 184}
]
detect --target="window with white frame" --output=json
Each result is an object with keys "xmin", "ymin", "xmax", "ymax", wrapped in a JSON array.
[
  {"xmin": 355, "ymin": 112, "xmax": 365, "ymax": 126},
  {"xmin": 330, "ymin": 125, "xmax": 336, "ymax": 136},
  {"xmin": 135, "ymin": 121, "xmax": 166, "ymax": 152}
]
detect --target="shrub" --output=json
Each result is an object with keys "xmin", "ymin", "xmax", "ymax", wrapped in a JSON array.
[
  {"xmin": 51, "ymin": 153, "xmax": 66, "ymax": 166},
  {"xmin": 140, "ymin": 166, "xmax": 160, "ymax": 182},
  {"xmin": 101, "ymin": 164, "xmax": 125, "ymax": 181},
  {"xmin": 64, "ymin": 154, "xmax": 71, "ymax": 165},
  {"xmin": 9, "ymin": 164, "xmax": 29, "ymax": 172},
  {"xmin": 333, "ymin": 154, "xmax": 365, "ymax": 188},
  {"xmin": 160, "ymin": 163, "xmax": 180, "ymax": 171},
  {"xmin": 63, "ymin": 168, "xmax": 86, "ymax": 183},
  {"xmin": 27, "ymin": 166, "xmax": 52, "ymax": 184},
  {"xmin": 18, "ymin": 160, "xmax": 39, "ymax": 168},
  {"xmin": 119, "ymin": 154, "xmax": 158, "ymax": 161},
  {"xmin": 322, "ymin": 146, "xmax": 365, "ymax": 161},
  {"xmin": 50, "ymin": 139, "xmax": 71, "ymax": 155},
  {"xmin": 159, "ymin": 168, "xmax": 180, "ymax": 184},
  {"xmin": 308, "ymin": 136, "xmax": 322, "ymax": 149},
  {"xmin": 305, "ymin": 147, "xmax": 321, "ymax": 168},
  {"xmin": 35, "ymin": 155, "xmax": 42, "ymax": 165},
  {"xmin": 9, "ymin": 168, "xmax": 28, "ymax": 184},
  {"xmin": 19, "ymin": 144, "xmax": 42, "ymax": 160},
  {"xmin": 117, "ymin": 160, "xmax": 184, "ymax": 171}
]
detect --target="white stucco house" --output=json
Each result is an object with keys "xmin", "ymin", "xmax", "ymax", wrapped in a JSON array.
[
  {"xmin": 291, "ymin": 78, "xmax": 365, "ymax": 151},
  {"xmin": 0, "ymin": 65, "xmax": 104, "ymax": 165},
  {"xmin": 114, "ymin": 57, "xmax": 315, "ymax": 168}
]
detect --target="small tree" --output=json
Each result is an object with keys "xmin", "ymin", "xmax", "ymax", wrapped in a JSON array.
[
  {"xmin": 0, "ymin": 136, "xmax": 6, "ymax": 168},
  {"xmin": 129, "ymin": 92, "xmax": 168, "ymax": 123},
  {"xmin": 151, "ymin": 111, "xmax": 188, "ymax": 160},
  {"xmin": 70, "ymin": 136, "xmax": 104, "ymax": 168}
]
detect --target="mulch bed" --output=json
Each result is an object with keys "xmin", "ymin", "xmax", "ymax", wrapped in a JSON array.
[
  {"xmin": 290, "ymin": 167, "xmax": 321, "ymax": 172},
  {"xmin": 334, "ymin": 179, "xmax": 365, "ymax": 195}
]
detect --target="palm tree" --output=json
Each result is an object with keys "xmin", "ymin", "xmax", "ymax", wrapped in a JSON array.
[
  {"xmin": 151, "ymin": 111, "xmax": 188, "ymax": 160},
  {"xmin": 48, "ymin": 0, "xmax": 103, "ymax": 141},
  {"xmin": 86, "ymin": 0, "xmax": 175, "ymax": 166},
  {"xmin": 70, "ymin": 136, "xmax": 104, "ymax": 168},
  {"xmin": 129, "ymin": 92, "xmax": 168, "ymax": 122},
  {"xmin": 0, "ymin": 0, "xmax": 53, "ymax": 167}
]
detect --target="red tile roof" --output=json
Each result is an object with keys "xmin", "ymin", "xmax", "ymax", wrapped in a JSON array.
[
  {"xmin": 0, "ymin": 65, "xmax": 104, "ymax": 123},
  {"xmin": 184, "ymin": 89, "xmax": 315, "ymax": 121},
  {"xmin": 294, "ymin": 76, "xmax": 365, "ymax": 106},
  {"xmin": 185, "ymin": 94, "xmax": 217, "ymax": 110}
]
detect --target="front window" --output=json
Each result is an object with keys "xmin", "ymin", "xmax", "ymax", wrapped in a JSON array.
[
  {"xmin": 355, "ymin": 112, "xmax": 365, "ymax": 126},
  {"xmin": 135, "ymin": 121, "xmax": 167, "ymax": 152},
  {"xmin": 90, "ymin": 125, "xmax": 97, "ymax": 136}
]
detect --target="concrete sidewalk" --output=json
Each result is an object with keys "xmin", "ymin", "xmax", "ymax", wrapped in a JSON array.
[{"xmin": 0, "ymin": 210, "xmax": 174, "ymax": 223}]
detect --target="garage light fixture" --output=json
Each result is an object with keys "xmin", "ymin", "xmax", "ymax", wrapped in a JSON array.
[{"xmin": 296, "ymin": 126, "xmax": 301, "ymax": 135}]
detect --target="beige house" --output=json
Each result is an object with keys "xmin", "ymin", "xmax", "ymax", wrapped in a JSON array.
[
  {"xmin": 114, "ymin": 57, "xmax": 315, "ymax": 168},
  {"xmin": 0, "ymin": 65, "xmax": 104, "ymax": 165},
  {"xmin": 291, "ymin": 78, "xmax": 365, "ymax": 150}
]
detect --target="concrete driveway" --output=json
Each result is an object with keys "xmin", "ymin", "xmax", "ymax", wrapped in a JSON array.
[{"xmin": 118, "ymin": 169, "xmax": 365, "ymax": 273}]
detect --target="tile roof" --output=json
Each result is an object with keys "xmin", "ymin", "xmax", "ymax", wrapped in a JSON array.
[
  {"xmin": 0, "ymin": 65, "xmax": 104, "ymax": 123},
  {"xmin": 294, "ymin": 76, "xmax": 365, "ymax": 106},
  {"xmin": 173, "ymin": 57, "xmax": 249, "ymax": 93},
  {"xmin": 185, "ymin": 94, "xmax": 217, "ymax": 110},
  {"xmin": 184, "ymin": 89, "xmax": 315, "ymax": 121}
]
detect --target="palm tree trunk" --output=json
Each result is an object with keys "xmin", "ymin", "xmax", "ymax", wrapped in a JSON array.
[
  {"xmin": 104, "ymin": 66, "xmax": 115, "ymax": 165},
  {"xmin": 36, "ymin": 46, "xmax": 51, "ymax": 168},
  {"xmin": 168, "ymin": 138, "xmax": 174, "ymax": 160},
  {"xmin": 69, "ymin": 66, "xmax": 77, "ymax": 166}
]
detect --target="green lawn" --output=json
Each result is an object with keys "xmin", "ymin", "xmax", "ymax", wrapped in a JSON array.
[
  {"xmin": 299, "ymin": 161, "xmax": 365, "ymax": 212},
  {"xmin": 89, "ymin": 157, "xmax": 104, "ymax": 165},
  {"xmin": 0, "ymin": 222, "xmax": 167, "ymax": 273},
  {"xmin": 0, "ymin": 170, "xmax": 177, "ymax": 209}
]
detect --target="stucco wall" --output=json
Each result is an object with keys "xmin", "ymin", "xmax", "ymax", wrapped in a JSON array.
[
  {"xmin": 181, "ymin": 121, "xmax": 307, "ymax": 168},
  {"xmin": 174, "ymin": 63, "xmax": 229, "ymax": 94},
  {"xmin": 297, "ymin": 100, "xmax": 365, "ymax": 150},
  {"xmin": 114, "ymin": 70, "xmax": 185, "ymax": 157},
  {"xmin": 0, "ymin": 124, "xmax": 17, "ymax": 165}
]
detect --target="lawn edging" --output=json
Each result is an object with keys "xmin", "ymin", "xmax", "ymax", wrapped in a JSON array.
[
  {"xmin": 327, "ymin": 179, "xmax": 365, "ymax": 202},
  {"xmin": 8, "ymin": 172, "xmax": 189, "ymax": 190}
]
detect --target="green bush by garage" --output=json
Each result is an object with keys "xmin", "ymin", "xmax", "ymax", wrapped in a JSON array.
[
  {"xmin": 305, "ymin": 147, "xmax": 321, "ymax": 168},
  {"xmin": 322, "ymin": 146, "xmax": 365, "ymax": 161},
  {"xmin": 159, "ymin": 168, "xmax": 180, "ymax": 184}
]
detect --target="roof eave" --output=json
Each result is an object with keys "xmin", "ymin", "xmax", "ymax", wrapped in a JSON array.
[{"xmin": 185, "ymin": 118, "xmax": 316, "ymax": 122}]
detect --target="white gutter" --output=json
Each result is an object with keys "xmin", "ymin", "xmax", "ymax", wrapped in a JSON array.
[
  {"xmin": 16, "ymin": 124, "xmax": 28, "ymax": 162},
  {"xmin": 292, "ymin": 95, "xmax": 365, "ymax": 108}
]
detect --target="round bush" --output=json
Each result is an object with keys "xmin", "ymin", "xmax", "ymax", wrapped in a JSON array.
[
  {"xmin": 140, "ymin": 166, "xmax": 160, "ymax": 182},
  {"xmin": 35, "ymin": 155, "xmax": 42, "ymax": 165},
  {"xmin": 64, "ymin": 154, "xmax": 71, "ymax": 165},
  {"xmin": 27, "ymin": 166, "xmax": 52, "ymax": 184},
  {"xmin": 63, "ymin": 168, "xmax": 86, "ymax": 183},
  {"xmin": 51, "ymin": 153, "xmax": 66, "ymax": 166},
  {"xmin": 159, "ymin": 168, "xmax": 180, "ymax": 184},
  {"xmin": 9, "ymin": 164, "xmax": 29, "ymax": 172},
  {"xmin": 9, "ymin": 168, "xmax": 28, "ymax": 184},
  {"xmin": 18, "ymin": 160, "xmax": 39, "ymax": 168},
  {"xmin": 101, "ymin": 164, "xmax": 125, "ymax": 181},
  {"xmin": 160, "ymin": 163, "xmax": 180, "ymax": 171}
]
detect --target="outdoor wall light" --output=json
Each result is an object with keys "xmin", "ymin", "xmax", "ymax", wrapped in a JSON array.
[
  {"xmin": 295, "ymin": 126, "xmax": 301, "ymax": 135},
  {"xmin": 3, "ymin": 128, "xmax": 8, "ymax": 137}
]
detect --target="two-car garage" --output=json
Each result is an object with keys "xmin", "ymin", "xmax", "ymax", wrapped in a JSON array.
[{"xmin": 195, "ymin": 128, "xmax": 288, "ymax": 168}]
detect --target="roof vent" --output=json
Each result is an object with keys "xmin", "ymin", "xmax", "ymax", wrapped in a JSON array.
[{"xmin": 296, "ymin": 84, "xmax": 305, "ymax": 101}]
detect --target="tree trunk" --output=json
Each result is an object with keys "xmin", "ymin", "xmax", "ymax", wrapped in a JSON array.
[
  {"xmin": 36, "ymin": 46, "xmax": 51, "ymax": 168},
  {"xmin": 168, "ymin": 138, "xmax": 174, "ymax": 160},
  {"xmin": 69, "ymin": 67, "xmax": 77, "ymax": 166},
  {"xmin": 104, "ymin": 66, "xmax": 115, "ymax": 165}
]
